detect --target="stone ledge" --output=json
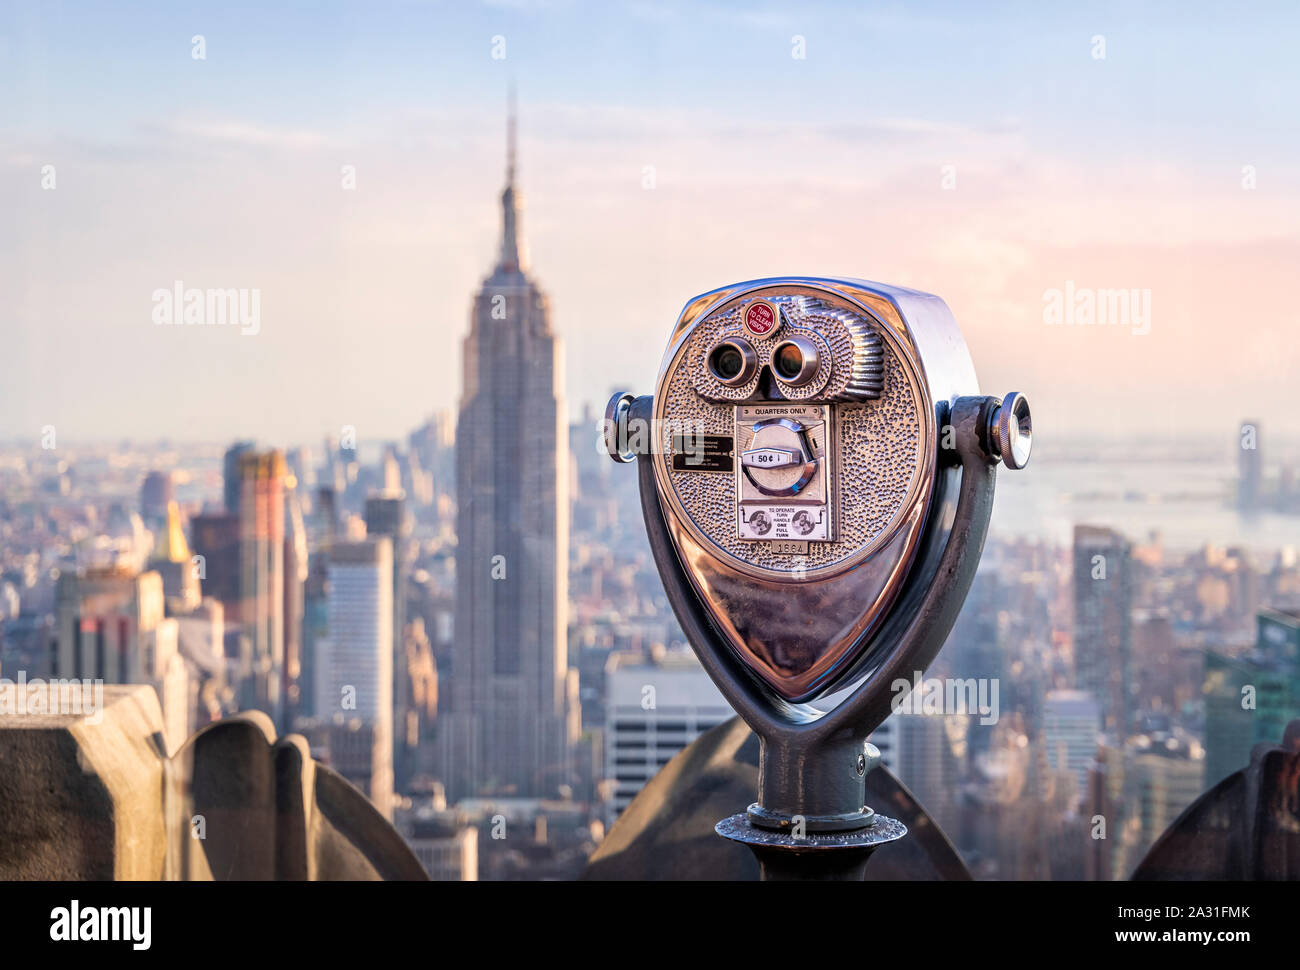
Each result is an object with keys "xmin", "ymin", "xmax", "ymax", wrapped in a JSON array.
[{"xmin": 0, "ymin": 685, "xmax": 426, "ymax": 881}]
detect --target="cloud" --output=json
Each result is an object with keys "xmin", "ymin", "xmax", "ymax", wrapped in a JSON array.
[{"xmin": 147, "ymin": 120, "xmax": 339, "ymax": 151}]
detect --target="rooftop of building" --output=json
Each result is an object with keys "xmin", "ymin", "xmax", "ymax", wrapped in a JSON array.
[
  {"xmin": 1261, "ymin": 604, "xmax": 1300, "ymax": 625},
  {"xmin": 1043, "ymin": 689, "xmax": 1101, "ymax": 717}
]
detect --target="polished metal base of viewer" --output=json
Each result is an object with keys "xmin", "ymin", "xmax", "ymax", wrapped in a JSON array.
[{"xmin": 717, "ymin": 813, "xmax": 908, "ymax": 881}]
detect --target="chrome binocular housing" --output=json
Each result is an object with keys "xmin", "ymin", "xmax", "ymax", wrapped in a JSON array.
[{"xmin": 605, "ymin": 276, "xmax": 1030, "ymax": 846}]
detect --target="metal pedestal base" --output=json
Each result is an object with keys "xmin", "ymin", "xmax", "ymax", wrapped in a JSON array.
[
  {"xmin": 746, "ymin": 801, "xmax": 878, "ymax": 833},
  {"xmin": 716, "ymin": 813, "xmax": 907, "ymax": 881}
]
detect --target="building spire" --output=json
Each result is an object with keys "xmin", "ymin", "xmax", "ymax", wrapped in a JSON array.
[
  {"xmin": 507, "ymin": 81, "xmax": 517, "ymax": 187},
  {"xmin": 498, "ymin": 83, "xmax": 526, "ymax": 273}
]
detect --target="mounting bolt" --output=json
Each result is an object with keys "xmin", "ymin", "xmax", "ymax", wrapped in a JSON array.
[
  {"xmin": 988, "ymin": 391, "xmax": 1032, "ymax": 470},
  {"xmin": 603, "ymin": 391, "xmax": 637, "ymax": 464}
]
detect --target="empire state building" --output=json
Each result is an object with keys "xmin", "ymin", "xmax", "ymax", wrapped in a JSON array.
[{"xmin": 441, "ymin": 106, "xmax": 578, "ymax": 800}]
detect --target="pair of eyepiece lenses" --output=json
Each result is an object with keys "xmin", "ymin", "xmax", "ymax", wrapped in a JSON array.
[{"xmin": 709, "ymin": 335, "xmax": 820, "ymax": 388}]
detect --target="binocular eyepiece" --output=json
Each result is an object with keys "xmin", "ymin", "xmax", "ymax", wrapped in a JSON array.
[{"xmin": 693, "ymin": 295, "xmax": 885, "ymax": 405}]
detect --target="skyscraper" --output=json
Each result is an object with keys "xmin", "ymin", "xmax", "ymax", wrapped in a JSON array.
[
  {"xmin": 283, "ymin": 482, "xmax": 309, "ymax": 722},
  {"xmin": 891, "ymin": 710, "xmax": 964, "ymax": 840},
  {"xmin": 54, "ymin": 565, "xmax": 191, "ymax": 751},
  {"xmin": 150, "ymin": 500, "xmax": 200, "ymax": 611},
  {"xmin": 365, "ymin": 491, "xmax": 412, "ymax": 785},
  {"xmin": 223, "ymin": 441, "xmax": 256, "ymax": 516},
  {"xmin": 321, "ymin": 537, "xmax": 394, "ymax": 817},
  {"xmin": 236, "ymin": 449, "xmax": 287, "ymax": 727},
  {"xmin": 1122, "ymin": 735, "xmax": 1205, "ymax": 867},
  {"xmin": 139, "ymin": 470, "xmax": 174, "ymax": 527},
  {"xmin": 1073, "ymin": 525, "xmax": 1134, "ymax": 735},
  {"xmin": 946, "ymin": 565, "xmax": 1004, "ymax": 761},
  {"xmin": 190, "ymin": 511, "xmax": 239, "ymax": 612},
  {"xmin": 603, "ymin": 650, "xmax": 732, "ymax": 827},
  {"xmin": 300, "ymin": 551, "xmax": 330, "ymax": 720},
  {"xmin": 1043, "ymin": 689, "xmax": 1102, "ymax": 808},
  {"xmin": 191, "ymin": 446, "xmax": 296, "ymax": 727},
  {"xmin": 441, "ymin": 100, "xmax": 576, "ymax": 800},
  {"xmin": 1203, "ymin": 606, "xmax": 1300, "ymax": 785}
]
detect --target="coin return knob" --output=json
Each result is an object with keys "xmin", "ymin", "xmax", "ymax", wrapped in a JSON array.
[{"xmin": 741, "ymin": 418, "xmax": 819, "ymax": 497}]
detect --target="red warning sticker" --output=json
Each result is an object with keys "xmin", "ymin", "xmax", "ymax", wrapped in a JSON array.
[{"xmin": 743, "ymin": 301, "xmax": 778, "ymax": 337}]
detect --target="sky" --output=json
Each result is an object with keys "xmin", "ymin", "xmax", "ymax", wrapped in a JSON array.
[{"xmin": 2, "ymin": 0, "xmax": 1299, "ymax": 447}]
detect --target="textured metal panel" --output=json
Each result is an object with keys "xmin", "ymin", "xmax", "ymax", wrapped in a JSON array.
[{"xmin": 657, "ymin": 283, "xmax": 927, "ymax": 579}]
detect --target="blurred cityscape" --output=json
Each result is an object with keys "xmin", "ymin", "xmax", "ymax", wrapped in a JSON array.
[{"xmin": 3, "ymin": 123, "xmax": 1299, "ymax": 882}]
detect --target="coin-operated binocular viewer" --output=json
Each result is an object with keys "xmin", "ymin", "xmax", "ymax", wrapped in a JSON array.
[{"xmin": 604, "ymin": 278, "xmax": 1031, "ymax": 880}]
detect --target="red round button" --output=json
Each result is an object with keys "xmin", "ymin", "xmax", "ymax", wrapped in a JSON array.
[{"xmin": 744, "ymin": 301, "xmax": 777, "ymax": 337}]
